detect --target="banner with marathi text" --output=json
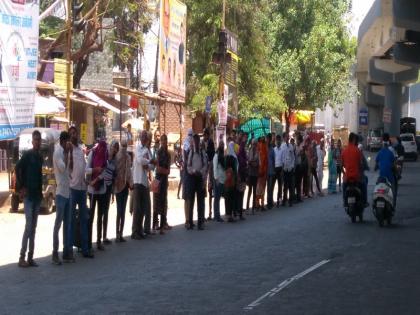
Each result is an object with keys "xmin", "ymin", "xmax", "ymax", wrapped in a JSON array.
[
  {"xmin": 158, "ymin": 0, "xmax": 187, "ymax": 101},
  {"xmin": 0, "ymin": 0, "xmax": 39, "ymax": 140}
]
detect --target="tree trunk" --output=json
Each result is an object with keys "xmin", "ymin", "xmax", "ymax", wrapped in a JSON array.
[
  {"xmin": 73, "ymin": 55, "xmax": 90, "ymax": 88},
  {"xmin": 37, "ymin": 2, "xmax": 102, "ymax": 86},
  {"xmin": 285, "ymin": 107, "xmax": 292, "ymax": 135}
]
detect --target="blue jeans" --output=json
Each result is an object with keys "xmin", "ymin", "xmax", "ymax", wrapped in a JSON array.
[
  {"xmin": 70, "ymin": 188, "xmax": 89, "ymax": 255},
  {"xmin": 213, "ymin": 181, "xmax": 224, "ymax": 219},
  {"xmin": 20, "ymin": 198, "xmax": 41, "ymax": 259},
  {"xmin": 53, "ymin": 194, "xmax": 71, "ymax": 257},
  {"xmin": 116, "ymin": 186, "xmax": 129, "ymax": 237}
]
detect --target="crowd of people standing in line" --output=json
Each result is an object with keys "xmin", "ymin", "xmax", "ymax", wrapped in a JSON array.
[
  {"xmin": 15, "ymin": 126, "xmax": 174, "ymax": 267},
  {"xmin": 178, "ymin": 128, "xmax": 347, "ymax": 229},
  {"xmin": 15, "ymin": 125, "xmax": 348, "ymax": 268}
]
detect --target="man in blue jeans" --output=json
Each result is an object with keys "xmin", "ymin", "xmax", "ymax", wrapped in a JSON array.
[
  {"xmin": 68, "ymin": 126, "xmax": 93, "ymax": 258},
  {"xmin": 16, "ymin": 130, "xmax": 43, "ymax": 267},
  {"xmin": 52, "ymin": 131, "xmax": 72, "ymax": 265}
]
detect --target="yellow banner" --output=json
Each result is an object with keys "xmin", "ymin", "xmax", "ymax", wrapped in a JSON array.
[
  {"xmin": 54, "ymin": 59, "xmax": 73, "ymax": 91},
  {"xmin": 80, "ymin": 123, "xmax": 87, "ymax": 144}
]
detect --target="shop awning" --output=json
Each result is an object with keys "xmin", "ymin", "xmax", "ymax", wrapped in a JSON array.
[
  {"xmin": 291, "ymin": 110, "xmax": 313, "ymax": 125},
  {"xmin": 113, "ymin": 84, "xmax": 185, "ymax": 105},
  {"xmin": 75, "ymin": 90, "xmax": 134, "ymax": 114},
  {"xmin": 75, "ymin": 90, "xmax": 121, "ymax": 113},
  {"xmin": 122, "ymin": 117, "xmax": 144, "ymax": 130},
  {"xmin": 34, "ymin": 95, "xmax": 65, "ymax": 115},
  {"xmin": 50, "ymin": 116, "xmax": 69, "ymax": 123}
]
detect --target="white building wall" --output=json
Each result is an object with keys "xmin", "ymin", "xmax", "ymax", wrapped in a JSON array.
[{"xmin": 315, "ymin": 96, "xmax": 358, "ymax": 133}]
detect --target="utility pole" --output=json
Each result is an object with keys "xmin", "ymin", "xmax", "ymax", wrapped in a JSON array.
[
  {"xmin": 219, "ymin": 0, "xmax": 226, "ymax": 102},
  {"xmin": 66, "ymin": 0, "xmax": 72, "ymax": 123}
]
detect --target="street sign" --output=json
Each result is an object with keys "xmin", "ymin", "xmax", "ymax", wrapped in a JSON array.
[
  {"xmin": 54, "ymin": 58, "xmax": 73, "ymax": 91},
  {"xmin": 216, "ymin": 125, "xmax": 226, "ymax": 147},
  {"xmin": 383, "ymin": 108, "xmax": 392, "ymax": 124},
  {"xmin": 225, "ymin": 29, "xmax": 238, "ymax": 55},
  {"xmin": 359, "ymin": 108, "xmax": 368, "ymax": 126},
  {"xmin": 218, "ymin": 85, "xmax": 229, "ymax": 125},
  {"xmin": 205, "ymin": 96, "xmax": 212, "ymax": 113},
  {"xmin": 224, "ymin": 51, "xmax": 238, "ymax": 87}
]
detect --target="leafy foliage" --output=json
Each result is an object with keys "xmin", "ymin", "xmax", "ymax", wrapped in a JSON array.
[
  {"xmin": 39, "ymin": 0, "xmax": 65, "ymax": 38},
  {"xmin": 184, "ymin": 0, "xmax": 285, "ymax": 120},
  {"xmin": 266, "ymin": 0, "xmax": 356, "ymax": 120}
]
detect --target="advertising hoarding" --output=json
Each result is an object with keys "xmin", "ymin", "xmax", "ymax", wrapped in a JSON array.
[
  {"xmin": 158, "ymin": 0, "xmax": 187, "ymax": 101},
  {"xmin": 0, "ymin": 0, "xmax": 39, "ymax": 140}
]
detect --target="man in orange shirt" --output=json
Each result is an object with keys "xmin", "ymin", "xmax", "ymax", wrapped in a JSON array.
[{"xmin": 341, "ymin": 133, "xmax": 362, "ymax": 205}]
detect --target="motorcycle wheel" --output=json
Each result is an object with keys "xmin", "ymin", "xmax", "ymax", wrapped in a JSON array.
[
  {"xmin": 386, "ymin": 217, "xmax": 392, "ymax": 226},
  {"xmin": 359, "ymin": 213, "xmax": 363, "ymax": 222},
  {"xmin": 351, "ymin": 215, "xmax": 356, "ymax": 223}
]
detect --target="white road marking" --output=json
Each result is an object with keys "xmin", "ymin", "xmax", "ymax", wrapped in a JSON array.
[{"xmin": 244, "ymin": 259, "xmax": 331, "ymax": 311}]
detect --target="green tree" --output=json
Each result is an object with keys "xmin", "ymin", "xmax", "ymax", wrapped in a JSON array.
[
  {"xmin": 184, "ymin": 0, "xmax": 285, "ymax": 120},
  {"xmin": 266, "ymin": 0, "xmax": 355, "ymax": 132},
  {"xmin": 38, "ymin": 0, "xmax": 152, "ymax": 88}
]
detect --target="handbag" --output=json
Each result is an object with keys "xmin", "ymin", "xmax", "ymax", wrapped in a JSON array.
[{"xmin": 151, "ymin": 178, "xmax": 160, "ymax": 194}]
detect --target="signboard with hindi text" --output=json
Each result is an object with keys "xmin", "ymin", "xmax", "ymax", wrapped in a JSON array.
[
  {"xmin": 224, "ymin": 51, "xmax": 238, "ymax": 87},
  {"xmin": 0, "ymin": 0, "xmax": 39, "ymax": 140},
  {"xmin": 54, "ymin": 58, "xmax": 73, "ymax": 91},
  {"xmin": 158, "ymin": 0, "xmax": 187, "ymax": 101}
]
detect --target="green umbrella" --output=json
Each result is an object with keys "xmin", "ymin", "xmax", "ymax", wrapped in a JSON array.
[{"xmin": 239, "ymin": 118, "xmax": 270, "ymax": 140}]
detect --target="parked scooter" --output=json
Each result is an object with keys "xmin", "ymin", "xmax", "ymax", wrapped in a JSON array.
[
  {"xmin": 344, "ymin": 182, "xmax": 364, "ymax": 223},
  {"xmin": 372, "ymin": 177, "xmax": 394, "ymax": 227}
]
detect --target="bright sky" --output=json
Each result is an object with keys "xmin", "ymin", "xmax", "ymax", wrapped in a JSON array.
[{"xmin": 349, "ymin": 0, "xmax": 376, "ymax": 37}]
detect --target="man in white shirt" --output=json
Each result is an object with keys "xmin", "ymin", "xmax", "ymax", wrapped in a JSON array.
[
  {"xmin": 132, "ymin": 130, "xmax": 155, "ymax": 239},
  {"xmin": 280, "ymin": 132, "xmax": 296, "ymax": 207},
  {"xmin": 68, "ymin": 126, "xmax": 92, "ymax": 258},
  {"xmin": 187, "ymin": 134, "xmax": 208, "ymax": 230},
  {"xmin": 273, "ymin": 135, "xmax": 283, "ymax": 207},
  {"xmin": 52, "ymin": 131, "xmax": 72, "ymax": 265}
]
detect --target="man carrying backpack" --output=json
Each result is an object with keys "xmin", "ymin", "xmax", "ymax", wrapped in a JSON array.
[{"xmin": 187, "ymin": 134, "xmax": 208, "ymax": 230}]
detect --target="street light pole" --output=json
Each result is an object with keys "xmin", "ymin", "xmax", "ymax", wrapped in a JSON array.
[
  {"xmin": 219, "ymin": 0, "xmax": 226, "ymax": 102},
  {"xmin": 66, "ymin": 0, "xmax": 72, "ymax": 124},
  {"xmin": 222, "ymin": 0, "xmax": 226, "ymax": 29}
]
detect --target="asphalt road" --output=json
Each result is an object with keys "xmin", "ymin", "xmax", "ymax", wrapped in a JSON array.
[{"xmin": 1, "ymin": 156, "xmax": 420, "ymax": 314}]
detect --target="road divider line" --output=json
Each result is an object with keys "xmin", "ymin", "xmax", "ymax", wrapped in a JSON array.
[{"xmin": 244, "ymin": 259, "xmax": 331, "ymax": 311}]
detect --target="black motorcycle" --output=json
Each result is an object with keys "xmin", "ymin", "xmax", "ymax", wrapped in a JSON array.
[{"xmin": 344, "ymin": 182, "xmax": 364, "ymax": 223}]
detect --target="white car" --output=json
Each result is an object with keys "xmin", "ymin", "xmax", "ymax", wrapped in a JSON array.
[{"xmin": 400, "ymin": 133, "xmax": 418, "ymax": 161}]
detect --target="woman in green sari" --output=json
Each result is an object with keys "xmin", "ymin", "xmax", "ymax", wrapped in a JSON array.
[{"xmin": 328, "ymin": 139, "xmax": 338, "ymax": 194}]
